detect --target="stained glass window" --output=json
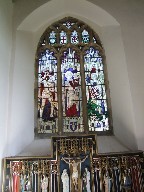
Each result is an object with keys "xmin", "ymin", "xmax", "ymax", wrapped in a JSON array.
[
  {"xmin": 84, "ymin": 47, "xmax": 109, "ymax": 131},
  {"xmin": 37, "ymin": 49, "xmax": 58, "ymax": 134},
  {"xmin": 61, "ymin": 48, "xmax": 83, "ymax": 132},
  {"xmin": 35, "ymin": 17, "xmax": 112, "ymax": 137}
]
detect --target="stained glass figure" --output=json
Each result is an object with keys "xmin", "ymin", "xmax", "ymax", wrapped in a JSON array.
[
  {"xmin": 82, "ymin": 29, "xmax": 90, "ymax": 44},
  {"xmin": 84, "ymin": 47, "xmax": 109, "ymax": 131},
  {"xmin": 38, "ymin": 49, "xmax": 58, "ymax": 133},
  {"xmin": 61, "ymin": 48, "xmax": 84, "ymax": 132},
  {"xmin": 60, "ymin": 31, "xmax": 67, "ymax": 44},
  {"xmin": 49, "ymin": 31, "xmax": 56, "ymax": 44},
  {"xmin": 71, "ymin": 30, "xmax": 79, "ymax": 44}
]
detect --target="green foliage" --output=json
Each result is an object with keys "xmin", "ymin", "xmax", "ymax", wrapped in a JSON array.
[{"xmin": 87, "ymin": 99, "xmax": 103, "ymax": 121}]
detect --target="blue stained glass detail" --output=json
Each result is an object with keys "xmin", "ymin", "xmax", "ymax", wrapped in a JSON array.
[
  {"xmin": 82, "ymin": 29, "xmax": 90, "ymax": 44},
  {"xmin": 71, "ymin": 30, "xmax": 79, "ymax": 44},
  {"xmin": 49, "ymin": 31, "xmax": 56, "ymax": 44},
  {"xmin": 38, "ymin": 49, "xmax": 57, "ymax": 74}
]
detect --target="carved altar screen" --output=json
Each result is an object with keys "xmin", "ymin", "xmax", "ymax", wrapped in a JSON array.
[
  {"xmin": 35, "ymin": 17, "xmax": 112, "ymax": 137},
  {"xmin": 3, "ymin": 136, "xmax": 144, "ymax": 192}
]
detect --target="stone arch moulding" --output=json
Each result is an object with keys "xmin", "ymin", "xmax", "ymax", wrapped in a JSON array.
[{"xmin": 17, "ymin": 0, "xmax": 119, "ymax": 32}]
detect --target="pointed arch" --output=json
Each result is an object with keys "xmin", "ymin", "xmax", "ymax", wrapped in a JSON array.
[{"xmin": 35, "ymin": 17, "xmax": 113, "ymax": 137}]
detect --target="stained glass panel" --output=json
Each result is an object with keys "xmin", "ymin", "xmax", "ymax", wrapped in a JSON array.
[
  {"xmin": 84, "ymin": 47, "xmax": 109, "ymax": 131},
  {"xmin": 38, "ymin": 49, "xmax": 58, "ymax": 133},
  {"xmin": 61, "ymin": 48, "xmax": 84, "ymax": 132},
  {"xmin": 63, "ymin": 21, "xmax": 74, "ymax": 29},
  {"xmin": 60, "ymin": 31, "xmax": 67, "ymax": 44},
  {"xmin": 49, "ymin": 31, "xmax": 56, "ymax": 44},
  {"xmin": 82, "ymin": 29, "xmax": 90, "ymax": 44},
  {"xmin": 93, "ymin": 37, "xmax": 97, "ymax": 43},
  {"xmin": 71, "ymin": 30, "xmax": 79, "ymax": 44},
  {"xmin": 41, "ymin": 38, "xmax": 46, "ymax": 46}
]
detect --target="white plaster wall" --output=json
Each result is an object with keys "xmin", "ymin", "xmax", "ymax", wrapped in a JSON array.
[
  {"xmin": 18, "ymin": 136, "xmax": 129, "ymax": 156},
  {"xmin": 0, "ymin": 0, "xmax": 13, "ymax": 188},
  {"xmin": 13, "ymin": 0, "xmax": 50, "ymax": 29},
  {"xmin": 7, "ymin": 31, "xmax": 35, "ymax": 156},
  {"xmin": 17, "ymin": 0, "xmax": 118, "ymax": 32},
  {"xmin": 1, "ymin": 0, "xmax": 144, "ymax": 190},
  {"xmin": 121, "ymin": 23, "xmax": 144, "ymax": 151},
  {"xmin": 5, "ymin": 0, "xmax": 144, "ymax": 160},
  {"xmin": 101, "ymin": 26, "xmax": 137, "ymax": 150},
  {"xmin": 88, "ymin": 0, "xmax": 144, "ymax": 151}
]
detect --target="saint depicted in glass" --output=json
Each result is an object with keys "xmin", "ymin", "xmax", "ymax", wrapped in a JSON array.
[
  {"xmin": 38, "ymin": 49, "xmax": 58, "ymax": 133},
  {"xmin": 61, "ymin": 48, "xmax": 84, "ymax": 132},
  {"xmin": 84, "ymin": 47, "xmax": 109, "ymax": 131}
]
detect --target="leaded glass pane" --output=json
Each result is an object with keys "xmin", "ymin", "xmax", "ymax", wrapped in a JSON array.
[
  {"xmin": 61, "ymin": 48, "xmax": 84, "ymax": 132},
  {"xmin": 82, "ymin": 29, "xmax": 90, "ymax": 44},
  {"xmin": 71, "ymin": 30, "xmax": 79, "ymax": 44},
  {"xmin": 49, "ymin": 31, "xmax": 56, "ymax": 44},
  {"xmin": 60, "ymin": 31, "xmax": 67, "ymax": 44},
  {"xmin": 63, "ymin": 21, "xmax": 74, "ymax": 29},
  {"xmin": 84, "ymin": 47, "xmax": 109, "ymax": 131},
  {"xmin": 41, "ymin": 39, "xmax": 46, "ymax": 46},
  {"xmin": 93, "ymin": 37, "xmax": 97, "ymax": 43},
  {"xmin": 38, "ymin": 49, "xmax": 58, "ymax": 133}
]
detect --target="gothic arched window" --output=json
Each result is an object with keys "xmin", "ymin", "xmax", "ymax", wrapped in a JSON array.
[{"xmin": 35, "ymin": 17, "xmax": 113, "ymax": 137}]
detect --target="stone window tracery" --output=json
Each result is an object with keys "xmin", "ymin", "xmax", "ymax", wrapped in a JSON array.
[{"xmin": 35, "ymin": 17, "xmax": 113, "ymax": 137}]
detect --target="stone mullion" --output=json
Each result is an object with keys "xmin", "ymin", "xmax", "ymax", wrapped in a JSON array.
[
  {"xmin": 57, "ymin": 54, "xmax": 63, "ymax": 135},
  {"xmin": 80, "ymin": 53, "xmax": 89, "ymax": 134}
]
